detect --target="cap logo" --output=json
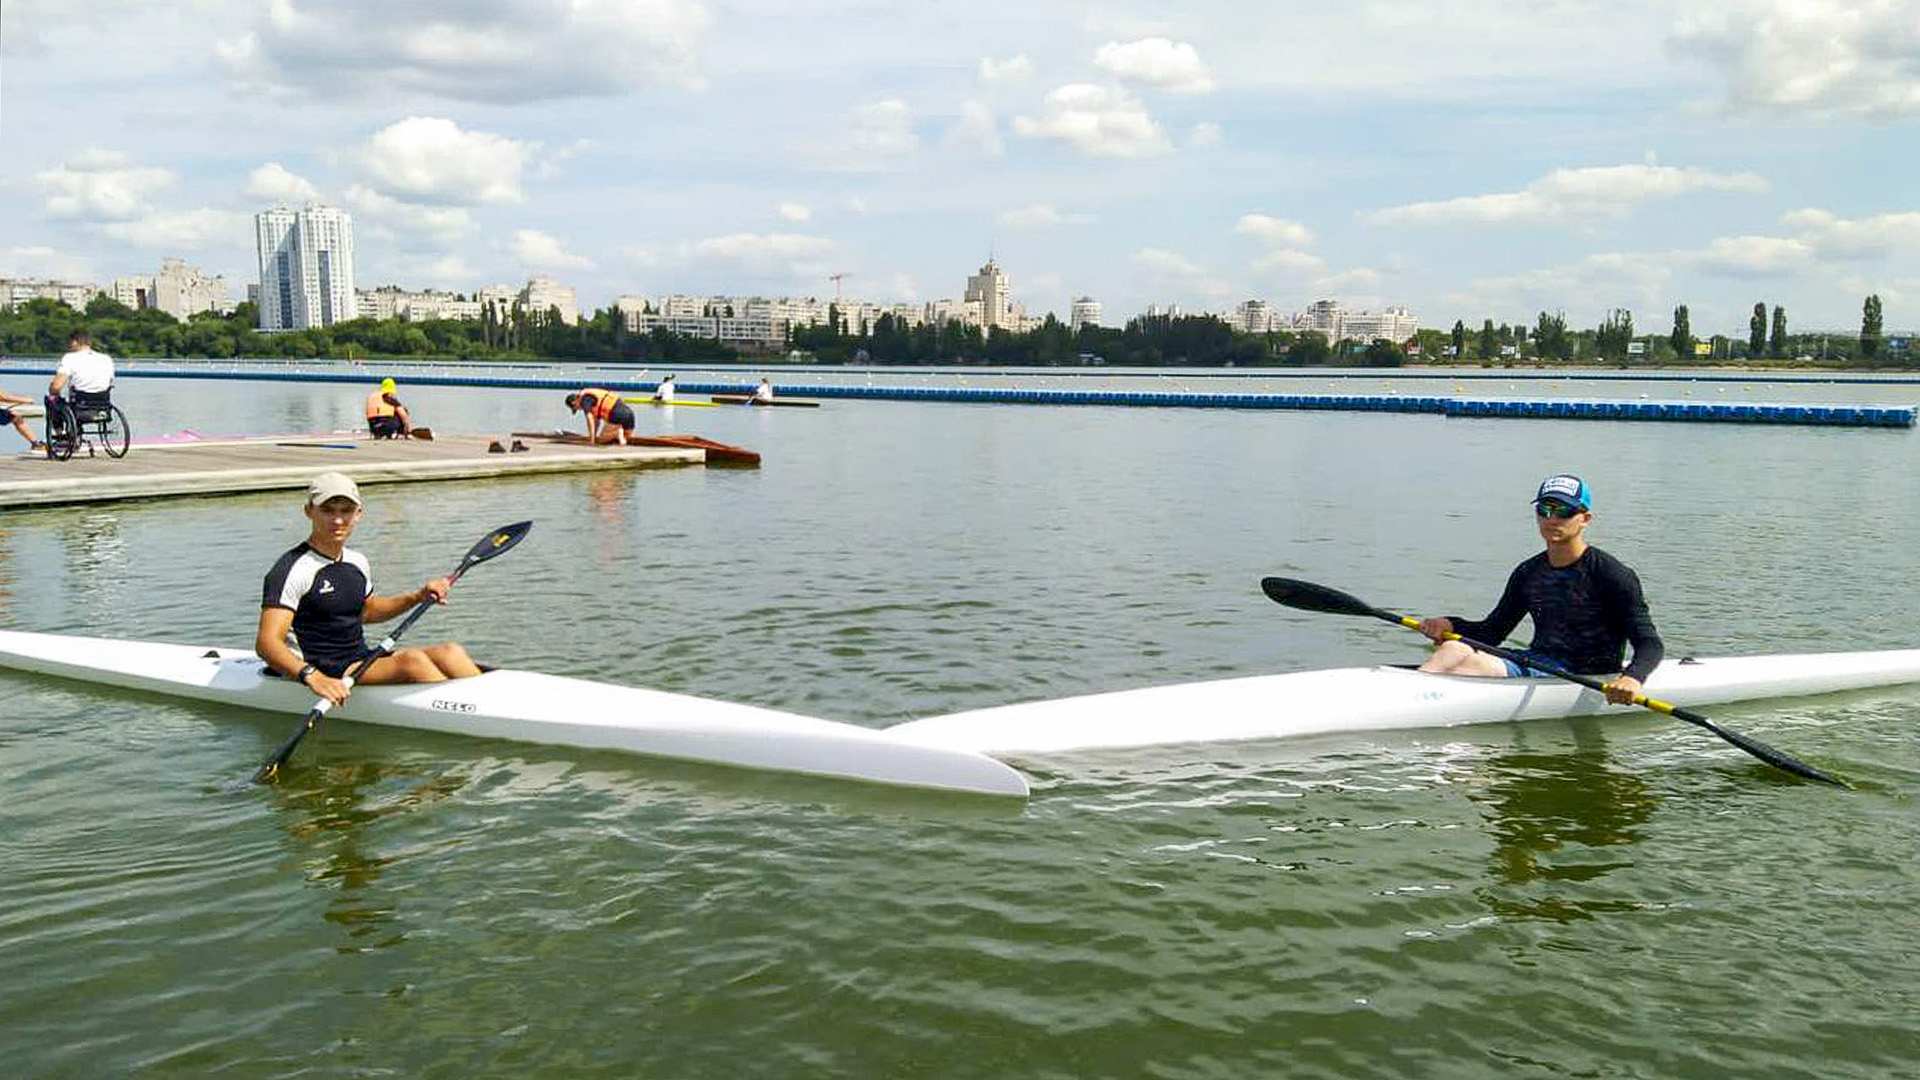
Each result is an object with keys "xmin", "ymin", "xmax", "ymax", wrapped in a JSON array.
[{"xmin": 1539, "ymin": 476, "xmax": 1581, "ymax": 501}]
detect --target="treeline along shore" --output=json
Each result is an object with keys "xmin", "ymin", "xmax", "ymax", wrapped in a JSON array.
[{"xmin": 0, "ymin": 294, "xmax": 1911, "ymax": 370}]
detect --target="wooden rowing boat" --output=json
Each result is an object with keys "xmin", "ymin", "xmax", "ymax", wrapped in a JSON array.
[{"xmin": 512, "ymin": 430, "xmax": 761, "ymax": 467}]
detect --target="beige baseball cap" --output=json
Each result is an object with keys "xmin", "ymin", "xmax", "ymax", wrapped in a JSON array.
[{"xmin": 307, "ymin": 471, "xmax": 362, "ymax": 506}]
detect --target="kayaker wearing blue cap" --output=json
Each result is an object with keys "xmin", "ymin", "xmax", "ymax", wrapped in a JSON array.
[
  {"xmin": 1414, "ymin": 474, "xmax": 1663, "ymax": 704},
  {"xmin": 256, "ymin": 471, "xmax": 481, "ymax": 707}
]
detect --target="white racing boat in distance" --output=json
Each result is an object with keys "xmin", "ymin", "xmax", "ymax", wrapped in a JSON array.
[
  {"xmin": 887, "ymin": 651, "xmax": 1920, "ymax": 757},
  {"xmin": 0, "ymin": 631, "xmax": 1029, "ymax": 797}
]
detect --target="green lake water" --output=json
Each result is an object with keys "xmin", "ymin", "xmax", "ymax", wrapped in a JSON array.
[{"xmin": 2, "ymin": 372, "xmax": 1917, "ymax": 1078}]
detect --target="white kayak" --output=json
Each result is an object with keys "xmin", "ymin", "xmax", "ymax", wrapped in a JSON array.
[
  {"xmin": 0, "ymin": 631, "xmax": 1028, "ymax": 797},
  {"xmin": 887, "ymin": 651, "xmax": 1920, "ymax": 756}
]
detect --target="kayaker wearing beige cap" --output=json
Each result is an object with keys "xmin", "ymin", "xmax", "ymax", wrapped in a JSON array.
[{"xmin": 256, "ymin": 472, "xmax": 481, "ymax": 706}]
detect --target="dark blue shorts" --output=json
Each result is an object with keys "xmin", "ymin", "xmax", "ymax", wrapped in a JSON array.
[
  {"xmin": 0, "ymin": 407, "xmax": 13, "ymax": 425},
  {"xmin": 606, "ymin": 402, "xmax": 635, "ymax": 430},
  {"xmin": 1500, "ymin": 650, "xmax": 1568, "ymax": 678},
  {"xmin": 311, "ymin": 646, "xmax": 379, "ymax": 679}
]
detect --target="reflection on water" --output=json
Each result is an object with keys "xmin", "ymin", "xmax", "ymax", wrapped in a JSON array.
[
  {"xmin": 273, "ymin": 759, "xmax": 469, "ymax": 954},
  {"xmin": 1469, "ymin": 721, "xmax": 1657, "ymax": 922},
  {"xmin": 59, "ymin": 512, "xmax": 130, "ymax": 624}
]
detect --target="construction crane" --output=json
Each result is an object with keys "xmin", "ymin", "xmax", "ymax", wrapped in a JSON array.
[{"xmin": 828, "ymin": 272, "xmax": 851, "ymax": 301}]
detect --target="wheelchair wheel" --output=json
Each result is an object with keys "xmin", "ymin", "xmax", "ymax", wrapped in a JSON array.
[
  {"xmin": 45, "ymin": 400, "xmax": 77, "ymax": 462},
  {"xmin": 100, "ymin": 405, "xmax": 131, "ymax": 458}
]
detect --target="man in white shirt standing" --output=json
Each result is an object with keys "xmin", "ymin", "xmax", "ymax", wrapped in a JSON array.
[{"xmin": 49, "ymin": 329, "xmax": 115, "ymax": 407}]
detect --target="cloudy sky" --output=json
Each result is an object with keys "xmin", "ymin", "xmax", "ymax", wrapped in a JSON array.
[{"xmin": 4, "ymin": 0, "xmax": 1917, "ymax": 333}]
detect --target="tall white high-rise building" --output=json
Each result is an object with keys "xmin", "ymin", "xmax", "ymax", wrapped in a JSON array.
[
  {"xmin": 255, "ymin": 204, "xmax": 357, "ymax": 331},
  {"xmin": 964, "ymin": 258, "xmax": 1012, "ymax": 331},
  {"xmin": 1069, "ymin": 296, "xmax": 1103, "ymax": 332}
]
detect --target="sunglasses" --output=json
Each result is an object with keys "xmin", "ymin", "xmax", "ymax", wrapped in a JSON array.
[{"xmin": 1535, "ymin": 502, "xmax": 1584, "ymax": 519}]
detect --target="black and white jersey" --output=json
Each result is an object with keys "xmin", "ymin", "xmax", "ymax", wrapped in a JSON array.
[{"xmin": 262, "ymin": 542, "xmax": 372, "ymax": 667}]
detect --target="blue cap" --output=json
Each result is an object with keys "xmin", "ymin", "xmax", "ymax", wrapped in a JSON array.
[{"xmin": 1533, "ymin": 474, "xmax": 1590, "ymax": 510}]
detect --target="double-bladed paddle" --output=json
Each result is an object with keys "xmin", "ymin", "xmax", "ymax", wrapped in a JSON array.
[
  {"xmin": 1259, "ymin": 576, "xmax": 1847, "ymax": 787},
  {"xmin": 252, "ymin": 521, "xmax": 533, "ymax": 783}
]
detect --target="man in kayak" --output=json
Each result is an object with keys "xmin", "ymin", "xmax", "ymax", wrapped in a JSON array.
[
  {"xmin": 1415, "ymin": 474, "xmax": 1663, "ymax": 705},
  {"xmin": 256, "ymin": 472, "xmax": 480, "ymax": 706},
  {"xmin": 652, "ymin": 373, "xmax": 677, "ymax": 403},
  {"xmin": 365, "ymin": 377, "xmax": 413, "ymax": 438},
  {"xmin": 751, "ymin": 378, "xmax": 774, "ymax": 404},
  {"xmin": 564, "ymin": 387, "xmax": 634, "ymax": 445}
]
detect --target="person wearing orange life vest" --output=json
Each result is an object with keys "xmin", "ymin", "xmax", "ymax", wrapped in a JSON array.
[
  {"xmin": 365, "ymin": 378, "xmax": 412, "ymax": 438},
  {"xmin": 565, "ymin": 386, "xmax": 635, "ymax": 445}
]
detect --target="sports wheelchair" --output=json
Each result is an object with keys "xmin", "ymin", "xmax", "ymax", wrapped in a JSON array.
[{"xmin": 44, "ymin": 391, "xmax": 130, "ymax": 460}]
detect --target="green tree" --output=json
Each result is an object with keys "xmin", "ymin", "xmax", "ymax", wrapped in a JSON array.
[
  {"xmin": 1670, "ymin": 303, "xmax": 1693, "ymax": 359},
  {"xmin": 1861, "ymin": 294, "xmax": 1883, "ymax": 360},
  {"xmin": 1450, "ymin": 319, "xmax": 1466, "ymax": 361},
  {"xmin": 1749, "ymin": 302, "xmax": 1766, "ymax": 358},
  {"xmin": 1476, "ymin": 318, "xmax": 1497, "ymax": 362},
  {"xmin": 1533, "ymin": 310, "xmax": 1572, "ymax": 362},
  {"xmin": 1595, "ymin": 308, "xmax": 1635, "ymax": 362},
  {"xmin": 1769, "ymin": 305, "xmax": 1787, "ymax": 358}
]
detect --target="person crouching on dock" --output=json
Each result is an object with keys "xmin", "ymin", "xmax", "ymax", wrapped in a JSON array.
[{"xmin": 565, "ymin": 387, "xmax": 635, "ymax": 446}]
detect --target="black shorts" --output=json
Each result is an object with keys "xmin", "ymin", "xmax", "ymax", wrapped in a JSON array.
[
  {"xmin": 605, "ymin": 402, "xmax": 635, "ymax": 430},
  {"xmin": 310, "ymin": 646, "xmax": 379, "ymax": 679},
  {"xmin": 0, "ymin": 407, "xmax": 13, "ymax": 425},
  {"xmin": 368, "ymin": 416, "xmax": 404, "ymax": 438}
]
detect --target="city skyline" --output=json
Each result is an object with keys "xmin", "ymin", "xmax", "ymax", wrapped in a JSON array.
[{"xmin": 3, "ymin": 2, "xmax": 1917, "ymax": 336}]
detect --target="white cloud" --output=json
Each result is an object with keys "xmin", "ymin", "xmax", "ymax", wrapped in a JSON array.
[
  {"xmin": 1252, "ymin": 249, "xmax": 1326, "ymax": 273},
  {"xmin": 359, "ymin": 117, "xmax": 534, "ymax": 206},
  {"xmin": 776, "ymin": 201, "xmax": 812, "ymax": 222},
  {"xmin": 1093, "ymin": 37, "xmax": 1216, "ymax": 94},
  {"xmin": 814, "ymin": 99, "xmax": 917, "ymax": 169},
  {"xmin": 38, "ymin": 152, "xmax": 174, "ymax": 221},
  {"xmin": 246, "ymin": 162, "xmax": 319, "ymax": 204},
  {"xmin": 1449, "ymin": 252, "xmax": 1676, "ymax": 320},
  {"xmin": 1235, "ymin": 214, "xmax": 1314, "ymax": 247},
  {"xmin": 680, "ymin": 232, "xmax": 833, "ymax": 275},
  {"xmin": 1367, "ymin": 163, "xmax": 1768, "ymax": 225},
  {"xmin": 1692, "ymin": 235, "xmax": 1814, "ymax": 276},
  {"xmin": 344, "ymin": 185, "xmax": 478, "ymax": 249},
  {"xmin": 978, "ymin": 54, "xmax": 1033, "ymax": 86},
  {"xmin": 1013, "ymin": 84, "xmax": 1169, "ymax": 158},
  {"xmin": 1781, "ymin": 207, "xmax": 1920, "ymax": 259},
  {"xmin": 100, "ymin": 208, "xmax": 249, "ymax": 249},
  {"xmin": 2, "ymin": 245, "xmax": 94, "ymax": 280},
  {"xmin": 998, "ymin": 204, "xmax": 1095, "ymax": 229},
  {"xmin": 851, "ymin": 99, "xmax": 917, "ymax": 157},
  {"xmin": 1671, "ymin": 1, "xmax": 1920, "ymax": 119},
  {"xmin": 1314, "ymin": 267, "xmax": 1384, "ymax": 293},
  {"xmin": 1186, "ymin": 121, "xmax": 1223, "ymax": 148},
  {"xmin": 217, "ymin": 0, "xmax": 712, "ymax": 103},
  {"xmin": 1130, "ymin": 247, "xmax": 1232, "ymax": 296},
  {"xmin": 510, "ymin": 229, "xmax": 594, "ymax": 271},
  {"xmin": 886, "ymin": 272, "xmax": 918, "ymax": 301},
  {"xmin": 947, "ymin": 100, "xmax": 1003, "ymax": 157}
]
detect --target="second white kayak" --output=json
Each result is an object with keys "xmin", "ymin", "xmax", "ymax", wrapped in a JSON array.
[
  {"xmin": 887, "ymin": 650, "xmax": 1920, "ymax": 755},
  {"xmin": 0, "ymin": 631, "xmax": 1029, "ymax": 797}
]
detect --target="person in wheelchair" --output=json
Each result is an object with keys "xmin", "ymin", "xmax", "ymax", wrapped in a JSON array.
[
  {"xmin": 44, "ymin": 329, "xmax": 127, "ymax": 459},
  {"xmin": 365, "ymin": 377, "xmax": 413, "ymax": 439}
]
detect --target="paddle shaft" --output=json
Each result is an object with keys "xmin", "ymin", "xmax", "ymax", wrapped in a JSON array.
[{"xmin": 252, "ymin": 522, "xmax": 531, "ymax": 783}]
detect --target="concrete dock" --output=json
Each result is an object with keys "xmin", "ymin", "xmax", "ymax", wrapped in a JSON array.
[{"xmin": 0, "ymin": 433, "xmax": 704, "ymax": 510}]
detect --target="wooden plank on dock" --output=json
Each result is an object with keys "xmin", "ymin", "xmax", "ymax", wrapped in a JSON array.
[{"xmin": 0, "ymin": 434, "xmax": 705, "ymax": 510}]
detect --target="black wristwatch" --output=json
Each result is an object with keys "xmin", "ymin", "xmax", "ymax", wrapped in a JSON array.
[{"xmin": 296, "ymin": 663, "xmax": 317, "ymax": 685}]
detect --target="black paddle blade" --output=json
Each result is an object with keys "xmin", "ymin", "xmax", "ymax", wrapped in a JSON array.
[
  {"xmin": 1260, "ymin": 577, "xmax": 1384, "ymax": 619},
  {"xmin": 1670, "ymin": 708, "xmax": 1849, "ymax": 787},
  {"xmin": 463, "ymin": 521, "xmax": 532, "ymax": 568}
]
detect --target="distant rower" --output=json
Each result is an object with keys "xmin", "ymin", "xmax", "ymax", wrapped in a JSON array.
[{"xmin": 751, "ymin": 378, "xmax": 774, "ymax": 404}]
